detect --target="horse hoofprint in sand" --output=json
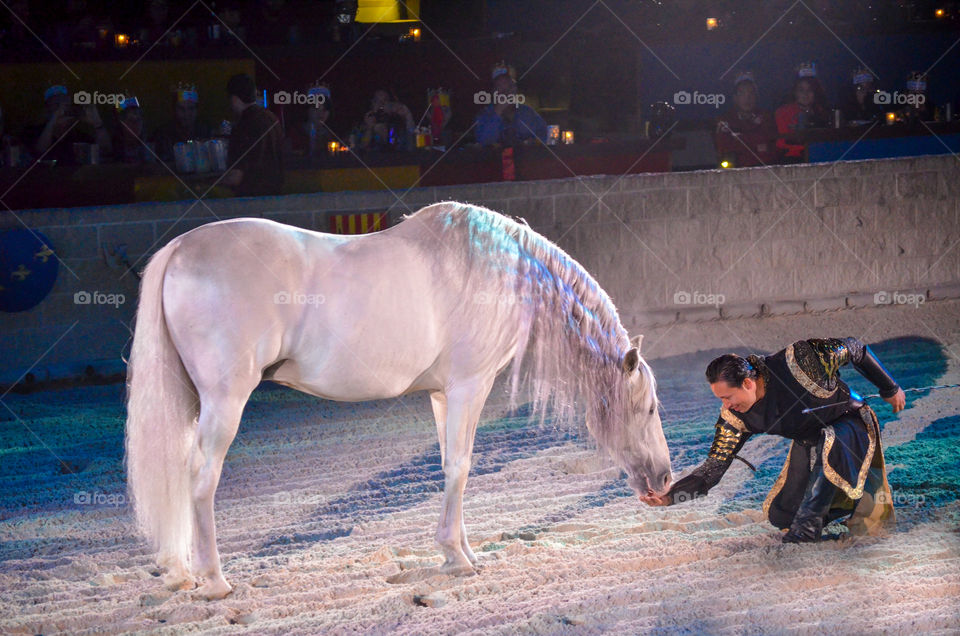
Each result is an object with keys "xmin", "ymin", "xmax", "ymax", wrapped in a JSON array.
[{"xmin": 125, "ymin": 202, "xmax": 672, "ymax": 599}]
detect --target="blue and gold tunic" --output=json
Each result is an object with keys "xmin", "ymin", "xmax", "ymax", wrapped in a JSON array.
[{"xmin": 669, "ymin": 337, "xmax": 899, "ymax": 536}]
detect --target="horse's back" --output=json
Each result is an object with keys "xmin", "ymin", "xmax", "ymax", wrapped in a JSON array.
[
  {"xmin": 159, "ymin": 216, "xmax": 463, "ymax": 399},
  {"xmin": 169, "ymin": 217, "xmax": 331, "ymax": 263}
]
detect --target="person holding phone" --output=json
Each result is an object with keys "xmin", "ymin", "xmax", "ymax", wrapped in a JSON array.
[{"xmin": 24, "ymin": 85, "xmax": 111, "ymax": 165}]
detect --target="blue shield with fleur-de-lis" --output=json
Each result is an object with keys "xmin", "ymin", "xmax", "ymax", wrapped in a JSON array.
[{"xmin": 0, "ymin": 229, "xmax": 59, "ymax": 312}]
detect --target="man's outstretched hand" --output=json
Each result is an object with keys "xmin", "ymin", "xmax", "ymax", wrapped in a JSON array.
[{"xmin": 639, "ymin": 491, "xmax": 672, "ymax": 507}]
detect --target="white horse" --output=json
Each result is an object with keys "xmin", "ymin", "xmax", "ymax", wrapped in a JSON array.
[{"xmin": 125, "ymin": 201, "xmax": 672, "ymax": 599}]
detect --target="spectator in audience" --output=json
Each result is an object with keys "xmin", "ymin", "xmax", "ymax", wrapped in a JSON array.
[
  {"xmin": 840, "ymin": 68, "xmax": 882, "ymax": 124},
  {"xmin": 152, "ymin": 83, "xmax": 211, "ymax": 160},
  {"xmin": 899, "ymin": 71, "xmax": 931, "ymax": 124},
  {"xmin": 357, "ymin": 89, "xmax": 414, "ymax": 152},
  {"xmin": 22, "ymin": 85, "xmax": 112, "ymax": 165},
  {"xmin": 354, "ymin": 111, "xmax": 381, "ymax": 151},
  {"xmin": 775, "ymin": 63, "xmax": 830, "ymax": 162},
  {"xmin": 475, "ymin": 62, "xmax": 547, "ymax": 146},
  {"xmin": 714, "ymin": 71, "xmax": 779, "ymax": 167},
  {"xmin": 112, "ymin": 94, "xmax": 154, "ymax": 164},
  {"xmin": 222, "ymin": 73, "xmax": 284, "ymax": 196},
  {"xmin": 286, "ymin": 83, "xmax": 333, "ymax": 158}
]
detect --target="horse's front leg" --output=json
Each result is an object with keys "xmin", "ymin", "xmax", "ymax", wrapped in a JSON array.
[
  {"xmin": 436, "ymin": 457, "xmax": 473, "ymax": 574},
  {"xmin": 435, "ymin": 378, "xmax": 492, "ymax": 574}
]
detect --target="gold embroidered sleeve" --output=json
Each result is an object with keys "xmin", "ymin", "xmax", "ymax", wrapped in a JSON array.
[
  {"xmin": 786, "ymin": 339, "xmax": 851, "ymax": 397},
  {"xmin": 804, "ymin": 338, "xmax": 850, "ymax": 378},
  {"xmin": 666, "ymin": 414, "xmax": 753, "ymax": 504},
  {"xmin": 816, "ymin": 338, "xmax": 850, "ymax": 368},
  {"xmin": 708, "ymin": 415, "xmax": 751, "ymax": 463},
  {"xmin": 720, "ymin": 407, "xmax": 748, "ymax": 432}
]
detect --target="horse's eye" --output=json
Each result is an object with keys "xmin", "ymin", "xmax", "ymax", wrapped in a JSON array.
[{"xmin": 648, "ymin": 406, "xmax": 656, "ymax": 416}]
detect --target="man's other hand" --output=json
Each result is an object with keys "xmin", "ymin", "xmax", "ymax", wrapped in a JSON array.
[{"xmin": 884, "ymin": 388, "xmax": 906, "ymax": 413}]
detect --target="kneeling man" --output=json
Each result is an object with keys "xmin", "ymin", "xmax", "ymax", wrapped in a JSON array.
[{"xmin": 642, "ymin": 338, "xmax": 905, "ymax": 543}]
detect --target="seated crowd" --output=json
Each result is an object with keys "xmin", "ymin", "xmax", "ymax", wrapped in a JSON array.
[
  {"xmin": 0, "ymin": 59, "xmax": 946, "ymax": 199},
  {"xmin": 0, "ymin": 61, "xmax": 549, "ymax": 198},
  {"xmin": 714, "ymin": 62, "xmax": 936, "ymax": 167}
]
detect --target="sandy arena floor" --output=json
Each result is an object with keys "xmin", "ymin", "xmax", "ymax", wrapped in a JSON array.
[{"xmin": 1, "ymin": 300, "xmax": 959, "ymax": 634}]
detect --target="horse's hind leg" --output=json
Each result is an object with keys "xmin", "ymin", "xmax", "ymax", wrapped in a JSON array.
[
  {"xmin": 435, "ymin": 378, "xmax": 493, "ymax": 574},
  {"xmin": 190, "ymin": 384, "xmax": 254, "ymax": 600}
]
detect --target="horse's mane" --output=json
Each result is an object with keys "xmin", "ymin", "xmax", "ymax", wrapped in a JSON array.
[{"xmin": 407, "ymin": 201, "xmax": 657, "ymax": 457}]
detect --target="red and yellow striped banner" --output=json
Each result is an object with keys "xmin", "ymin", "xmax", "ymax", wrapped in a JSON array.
[{"xmin": 328, "ymin": 212, "xmax": 391, "ymax": 235}]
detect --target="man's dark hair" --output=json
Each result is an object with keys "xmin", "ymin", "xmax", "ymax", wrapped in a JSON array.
[
  {"xmin": 227, "ymin": 73, "xmax": 257, "ymax": 104},
  {"xmin": 705, "ymin": 354, "xmax": 757, "ymax": 387}
]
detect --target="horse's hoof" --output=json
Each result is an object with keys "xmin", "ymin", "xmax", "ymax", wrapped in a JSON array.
[
  {"xmin": 196, "ymin": 578, "xmax": 233, "ymax": 600},
  {"xmin": 162, "ymin": 571, "xmax": 196, "ymax": 592},
  {"xmin": 440, "ymin": 562, "xmax": 477, "ymax": 578}
]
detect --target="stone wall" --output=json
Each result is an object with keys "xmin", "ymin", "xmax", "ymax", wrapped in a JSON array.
[{"xmin": 2, "ymin": 154, "xmax": 958, "ymax": 385}]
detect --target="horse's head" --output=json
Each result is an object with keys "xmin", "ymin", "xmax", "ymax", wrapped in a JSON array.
[{"xmin": 590, "ymin": 335, "xmax": 672, "ymax": 498}]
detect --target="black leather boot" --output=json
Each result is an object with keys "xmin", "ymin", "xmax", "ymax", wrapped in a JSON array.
[{"xmin": 783, "ymin": 444, "xmax": 837, "ymax": 544}]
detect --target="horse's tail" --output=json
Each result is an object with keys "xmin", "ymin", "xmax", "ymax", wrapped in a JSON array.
[{"xmin": 125, "ymin": 239, "xmax": 197, "ymax": 572}]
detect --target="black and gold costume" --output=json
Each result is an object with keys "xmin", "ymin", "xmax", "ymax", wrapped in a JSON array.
[{"xmin": 669, "ymin": 337, "xmax": 899, "ymax": 537}]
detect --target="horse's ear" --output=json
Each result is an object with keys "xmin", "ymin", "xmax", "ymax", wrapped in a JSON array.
[
  {"xmin": 622, "ymin": 347, "xmax": 640, "ymax": 374},
  {"xmin": 630, "ymin": 334, "xmax": 644, "ymax": 352}
]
